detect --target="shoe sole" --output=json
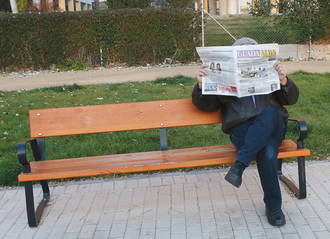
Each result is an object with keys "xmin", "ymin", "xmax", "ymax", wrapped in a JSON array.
[
  {"xmin": 224, "ymin": 174, "xmax": 242, "ymax": 188},
  {"xmin": 266, "ymin": 211, "xmax": 286, "ymax": 227}
]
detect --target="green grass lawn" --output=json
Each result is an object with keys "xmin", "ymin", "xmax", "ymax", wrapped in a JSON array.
[{"xmin": 0, "ymin": 72, "xmax": 329, "ymax": 186}]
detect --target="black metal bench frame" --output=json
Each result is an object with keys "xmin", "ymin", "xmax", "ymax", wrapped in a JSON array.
[{"xmin": 17, "ymin": 119, "xmax": 308, "ymax": 227}]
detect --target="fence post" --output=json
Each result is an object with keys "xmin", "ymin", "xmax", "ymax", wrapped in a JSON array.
[{"xmin": 202, "ymin": 0, "xmax": 205, "ymax": 47}]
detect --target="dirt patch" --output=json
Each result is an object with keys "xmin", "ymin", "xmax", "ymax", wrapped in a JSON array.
[{"xmin": 0, "ymin": 61, "xmax": 329, "ymax": 91}]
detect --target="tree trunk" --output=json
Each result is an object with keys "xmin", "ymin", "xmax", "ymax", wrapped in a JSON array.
[
  {"xmin": 9, "ymin": 0, "xmax": 18, "ymax": 13},
  {"xmin": 40, "ymin": 0, "xmax": 48, "ymax": 11}
]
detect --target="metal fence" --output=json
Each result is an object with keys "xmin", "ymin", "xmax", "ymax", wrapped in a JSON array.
[{"xmin": 203, "ymin": 15, "xmax": 303, "ymax": 47}]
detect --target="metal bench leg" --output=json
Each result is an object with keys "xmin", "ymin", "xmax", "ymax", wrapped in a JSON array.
[
  {"xmin": 19, "ymin": 139, "xmax": 51, "ymax": 227},
  {"xmin": 24, "ymin": 181, "xmax": 50, "ymax": 227},
  {"xmin": 33, "ymin": 138, "xmax": 51, "ymax": 223},
  {"xmin": 297, "ymin": 156, "xmax": 306, "ymax": 198},
  {"xmin": 24, "ymin": 182, "xmax": 37, "ymax": 227},
  {"xmin": 35, "ymin": 181, "xmax": 50, "ymax": 223},
  {"xmin": 278, "ymin": 156, "xmax": 306, "ymax": 199},
  {"xmin": 280, "ymin": 119, "xmax": 308, "ymax": 199}
]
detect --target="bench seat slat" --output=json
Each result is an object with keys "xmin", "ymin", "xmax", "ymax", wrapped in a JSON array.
[
  {"xmin": 29, "ymin": 150, "xmax": 236, "ymax": 172},
  {"xmin": 29, "ymin": 145, "xmax": 236, "ymax": 169},
  {"xmin": 27, "ymin": 139, "xmax": 299, "ymax": 169},
  {"xmin": 18, "ymin": 140, "xmax": 310, "ymax": 182}
]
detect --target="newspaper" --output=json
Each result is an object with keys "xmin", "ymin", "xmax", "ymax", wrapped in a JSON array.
[{"xmin": 196, "ymin": 44, "xmax": 280, "ymax": 97}]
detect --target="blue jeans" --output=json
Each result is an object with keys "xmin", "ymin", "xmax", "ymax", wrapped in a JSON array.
[{"xmin": 229, "ymin": 107, "xmax": 285, "ymax": 212}]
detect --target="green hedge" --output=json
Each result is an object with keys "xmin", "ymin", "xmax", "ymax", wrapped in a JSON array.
[{"xmin": 0, "ymin": 9, "xmax": 201, "ymax": 71}]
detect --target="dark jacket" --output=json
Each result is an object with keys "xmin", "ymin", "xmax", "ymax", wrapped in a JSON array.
[{"xmin": 192, "ymin": 78, "xmax": 299, "ymax": 133}]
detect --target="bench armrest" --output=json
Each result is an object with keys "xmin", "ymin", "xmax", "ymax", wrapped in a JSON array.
[
  {"xmin": 17, "ymin": 139, "xmax": 43, "ymax": 173},
  {"xmin": 288, "ymin": 118, "xmax": 308, "ymax": 149}
]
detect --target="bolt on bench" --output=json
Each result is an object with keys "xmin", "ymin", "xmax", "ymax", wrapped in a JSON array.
[{"xmin": 17, "ymin": 98, "xmax": 310, "ymax": 227}]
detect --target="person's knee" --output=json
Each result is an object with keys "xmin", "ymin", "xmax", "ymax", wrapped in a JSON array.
[{"xmin": 258, "ymin": 146, "xmax": 278, "ymax": 165}]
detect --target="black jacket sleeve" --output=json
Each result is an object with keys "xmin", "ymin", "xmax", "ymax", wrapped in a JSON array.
[
  {"xmin": 272, "ymin": 77, "xmax": 299, "ymax": 106},
  {"xmin": 191, "ymin": 83, "xmax": 221, "ymax": 112}
]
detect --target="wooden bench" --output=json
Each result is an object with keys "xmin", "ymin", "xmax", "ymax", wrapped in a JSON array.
[{"xmin": 17, "ymin": 98, "xmax": 311, "ymax": 227}]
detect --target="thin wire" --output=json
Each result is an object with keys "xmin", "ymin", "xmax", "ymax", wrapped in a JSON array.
[
  {"xmin": 201, "ymin": 1, "xmax": 205, "ymax": 47},
  {"xmin": 203, "ymin": 10, "xmax": 237, "ymax": 41}
]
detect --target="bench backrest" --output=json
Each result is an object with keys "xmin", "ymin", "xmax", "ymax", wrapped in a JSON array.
[{"xmin": 29, "ymin": 98, "xmax": 221, "ymax": 138}]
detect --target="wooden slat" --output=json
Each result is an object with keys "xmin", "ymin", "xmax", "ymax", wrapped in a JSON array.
[
  {"xmin": 29, "ymin": 99, "xmax": 221, "ymax": 138},
  {"xmin": 19, "ymin": 157, "xmax": 236, "ymax": 182},
  {"xmin": 18, "ymin": 140, "xmax": 311, "ymax": 182},
  {"xmin": 25, "ymin": 140, "xmax": 299, "ymax": 170},
  {"xmin": 23, "ymin": 139, "xmax": 300, "ymax": 169},
  {"xmin": 29, "ymin": 148, "xmax": 236, "ymax": 173},
  {"xmin": 29, "ymin": 144, "xmax": 235, "ymax": 170}
]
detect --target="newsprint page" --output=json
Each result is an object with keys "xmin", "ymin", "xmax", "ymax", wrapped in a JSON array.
[{"xmin": 196, "ymin": 44, "xmax": 280, "ymax": 97}]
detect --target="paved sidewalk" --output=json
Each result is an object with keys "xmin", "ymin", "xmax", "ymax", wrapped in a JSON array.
[
  {"xmin": 0, "ymin": 61, "xmax": 329, "ymax": 91},
  {"xmin": 0, "ymin": 161, "xmax": 329, "ymax": 239}
]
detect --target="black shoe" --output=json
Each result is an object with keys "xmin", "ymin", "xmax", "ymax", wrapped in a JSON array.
[
  {"xmin": 266, "ymin": 209, "xmax": 286, "ymax": 227},
  {"xmin": 224, "ymin": 165, "xmax": 243, "ymax": 188}
]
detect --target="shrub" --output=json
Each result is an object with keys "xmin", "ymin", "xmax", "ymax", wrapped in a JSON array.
[
  {"xmin": 107, "ymin": 0, "xmax": 152, "ymax": 9},
  {"xmin": 276, "ymin": 0, "xmax": 326, "ymax": 42},
  {"xmin": 0, "ymin": 8, "xmax": 201, "ymax": 71},
  {"xmin": 166, "ymin": 0, "xmax": 194, "ymax": 8},
  {"xmin": 56, "ymin": 59, "xmax": 88, "ymax": 71},
  {"xmin": 249, "ymin": 0, "xmax": 275, "ymax": 16}
]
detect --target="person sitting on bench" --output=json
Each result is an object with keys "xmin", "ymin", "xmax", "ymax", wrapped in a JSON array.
[{"xmin": 192, "ymin": 37, "xmax": 299, "ymax": 227}]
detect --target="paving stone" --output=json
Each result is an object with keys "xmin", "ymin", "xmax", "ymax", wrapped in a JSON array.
[
  {"xmin": 184, "ymin": 173, "xmax": 199, "ymax": 184},
  {"xmin": 125, "ymin": 179, "xmax": 138, "ymax": 189},
  {"xmin": 55, "ymin": 195, "xmax": 83, "ymax": 227},
  {"xmin": 114, "ymin": 179, "xmax": 127, "ymax": 190},
  {"xmin": 202, "ymin": 231, "xmax": 219, "ymax": 239},
  {"xmin": 171, "ymin": 223, "xmax": 186, "ymax": 234},
  {"xmin": 101, "ymin": 181, "xmax": 114, "ymax": 191},
  {"xmin": 324, "ymin": 222, "xmax": 330, "ymax": 230},
  {"xmin": 314, "ymin": 230, "xmax": 330, "ymax": 239},
  {"xmin": 218, "ymin": 228, "xmax": 234, "ymax": 239},
  {"xmin": 295, "ymin": 225, "xmax": 317, "ymax": 239},
  {"xmin": 150, "ymin": 176, "xmax": 162, "ymax": 187},
  {"xmin": 171, "ymin": 233, "xmax": 186, "ymax": 239},
  {"xmin": 1, "ymin": 162, "xmax": 330, "ymax": 239},
  {"xmin": 17, "ymin": 225, "xmax": 37, "ymax": 239},
  {"xmin": 161, "ymin": 175, "xmax": 174, "ymax": 185},
  {"xmin": 86, "ymin": 194, "xmax": 108, "ymax": 225},
  {"xmin": 78, "ymin": 224, "xmax": 97, "ymax": 239},
  {"xmin": 123, "ymin": 229, "xmax": 140, "ymax": 239},
  {"xmin": 109, "ymin": 223, "xmax": 126, "ymax": 238},
  {"xmin": 201, "ymin": 219, "xmax": 217, "ymax": 233},
  {"xmin": 306, "ymin": 217, "xmax": 327, "ymax": 232},
  {"xmin": 4, "ymin": 223, "xmax": 27, "ymax": 239},
  {"xmin": 282, "ymin": 234, "xmax": 300, "ymax": 239},
  {"xmin": 264, "ymin": 228, "xmax": 283, "ymax": 239},
  {"xmin": 92, "ymin": 230, "xmax": 110, "ymax": 239},
  {"xmin": 140, "ymin": 227, "xmax": 155, "ymax": 237},
  {"xmin": 279, "ymin": 223, "xmax": 297, "ymax": 234},
  {"xmin": 233, "ymin": 229, "xmax": 251, "ymax": 239},
  {"xmin": 246, "ymin": 222, "xmax": 266, "ymax": 238},
  {"xmin": 88, "ymin": 182, "xmax": 103, "ymax": 192},
  {"xmin": 173, "ymin": 175, "xmax": 186, "ymax": 184},
  {"xmin": 62, "ymin": 232, "xmax": 79, "ymax": 239},
  {"xmin": 155, "ymin": 228, "xmax": 171, "ymax": 239},
  {"xmin": 230, "ymin": 216, "xmax": 248, "ymax": 230},
  {"xmin": 48, "ymin": 225, "xmax": 67, "ymax": 239}
]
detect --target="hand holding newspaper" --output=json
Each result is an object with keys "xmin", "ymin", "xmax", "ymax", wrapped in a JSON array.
[{"xmin": 196, "ymin": 44, "xmax": 280, "ymax": 97}]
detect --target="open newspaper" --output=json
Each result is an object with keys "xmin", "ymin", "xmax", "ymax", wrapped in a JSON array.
[{"xmin": 196, "ymin": 44, "xmax": 280, "ymax": 97}]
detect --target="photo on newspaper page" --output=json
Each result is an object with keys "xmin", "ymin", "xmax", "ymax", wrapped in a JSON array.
[{"xmin": 196, "ymin": 44, "xmax": 280, "ymax": 97}]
